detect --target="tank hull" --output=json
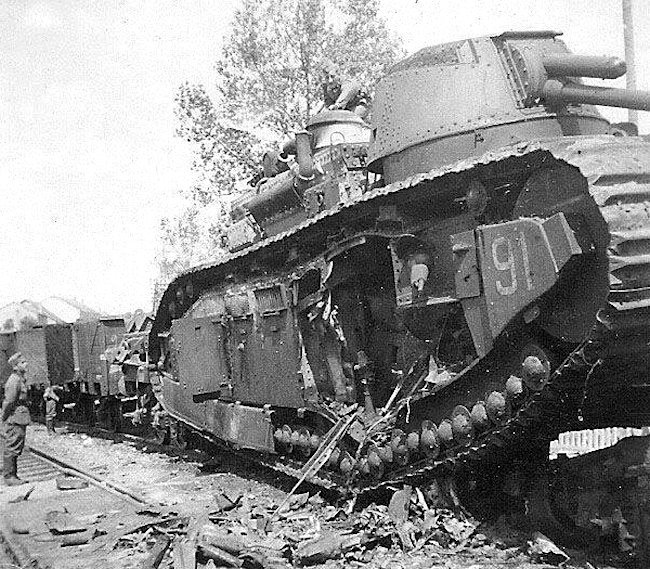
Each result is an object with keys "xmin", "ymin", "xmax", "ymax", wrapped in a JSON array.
[{"xmin": 151, "ymin": 135, "xmax": 650, "ymax": 493}]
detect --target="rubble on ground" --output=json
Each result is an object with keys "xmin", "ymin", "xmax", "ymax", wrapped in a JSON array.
[
  {"xmin": 108, "ymin": 482, "xmax": 581, "ymax": 568},
  {"xmin": 21, "ymin": 426, "xmax": 609, "ymax": 568}
]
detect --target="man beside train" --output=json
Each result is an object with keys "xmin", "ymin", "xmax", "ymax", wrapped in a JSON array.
[
  {"xmin": 1, "ymin": 352, "xmax": 30, "ymax": 485},
  {"xmin": 43, "ymin": 382, "xmax": 61, "ymax": 434}
]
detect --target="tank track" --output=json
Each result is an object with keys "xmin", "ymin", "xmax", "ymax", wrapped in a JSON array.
[{"xmin": 355, "ymin": 320, "xmax": 602, "ymax": 495}]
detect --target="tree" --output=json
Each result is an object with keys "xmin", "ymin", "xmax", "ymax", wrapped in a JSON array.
[
  {"xmin": 177, "ymin": 0, "xmax": 403, "ymax": 204},
  {"xmin": 152, "ymin": 205, "xmax": 227, "ymax": 309},
  {"xmin": 155, "ymin": 0, "xmax": 404, "ymax": 304},
  {"xmin": 175, "ymin": 83, "xmax": 265, "ymax": 205}
]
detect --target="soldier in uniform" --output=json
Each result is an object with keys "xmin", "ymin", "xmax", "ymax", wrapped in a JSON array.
[
  {"xmin": 322, "ymin": 68, "xmax": 370, "ymax": 119},
  {"xmin": 1, "ymin": 352, "xmax": 30, "ymax": 485},
  {"xmin": 43, "ymin": 382, "xmax": 60, "ymax": 434}
]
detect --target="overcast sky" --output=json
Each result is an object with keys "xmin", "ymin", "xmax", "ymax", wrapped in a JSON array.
[{"xmin": 1, "ymin": 0, "xmax": 648, "ymax": 314}]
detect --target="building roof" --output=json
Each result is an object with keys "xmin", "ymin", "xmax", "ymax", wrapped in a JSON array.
[
  {"xmin": 0, "ymin": 301, "xmax": 65, "ymax": 333},
  {"xmin": 40, "ymin": 296, "xmax": 101, "ymax": 323}
]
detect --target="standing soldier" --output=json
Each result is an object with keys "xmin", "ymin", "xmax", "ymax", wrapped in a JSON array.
[
  {"xmin": 43, "ymin": 383, "xmax": 60, "ymax": 434},
  {"xmin": 1, "ymin": 352, "xmax": 30, "ymax": 485}
]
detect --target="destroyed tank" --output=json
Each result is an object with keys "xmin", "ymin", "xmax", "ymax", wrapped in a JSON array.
[{"xmin": 150, "ymin": 31, "xmax": 650, "ymax": 505}]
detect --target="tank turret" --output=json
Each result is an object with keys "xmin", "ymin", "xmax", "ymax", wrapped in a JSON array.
[{"xmin": 369, "ymin": 30, "xmax": 650, "ymax": 183}]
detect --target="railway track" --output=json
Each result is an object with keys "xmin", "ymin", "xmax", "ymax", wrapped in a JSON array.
[{"xmin": 0, "ymin": 438, "xmax": 166, "ymax": 569}]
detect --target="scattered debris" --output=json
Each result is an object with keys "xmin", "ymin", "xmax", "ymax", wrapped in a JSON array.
[
  {"xmin": 198, "ymin": 542, "xmax": 243, "ymax": 567},
  {"xmin": 144, "ymin": 482, "xmax": 495, "ymax": 569},
  {"xmin": 137, "ymin": 508, "xmax": 163, "ymax": 517},
  {"xmin": 56, "ymin": 474, "xmax": 89, "ymax": 490},
  {"xmin": 289, "ymin": 492, "xmax": 310, "ymax": 510},
  {"xmin": 199, "ymin": 524, "xmax": 245, "ymax": 555},
  {"xmin": 388, "ymin": 485, "xmax": 412, "ymax": 523},
  {"xmin": 294, "ymin": 530, "xmax": 355, "ymax": 565},
  {"xmin": 527, "ymin": 531, "xmax": 570, "ymax": 565},
  {"xmin": 61, "ymin": 529, "xmax": 94, "ymax": 547},
  {"xmin": 20, "ymin": 427, "xmax": 593, "ymax": 569},
  {"xmin": 8, "ymin": 486, "xmax": 35, "ymax": 503},
  {"xmin": 142, "ymin": 534, "xmax": 172, "ymax": 569},
  {"xmin": 10, "ymin": 519, "xmax": 30, "ymax": 534},
  {"xmin": 45, "ymin": 510, "xmax": 87, "ymax": 535},
  {"xmin": 172, "ymin": 538, "xmax": 196, "ymax": 569},
  {"xmin": 214, "ymin": 489, "xmax": 243, "ymax": 512}
]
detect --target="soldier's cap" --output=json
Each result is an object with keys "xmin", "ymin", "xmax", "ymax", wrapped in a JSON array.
[{"xmin": 8, "ymin": 352, "xmax": 24, "ymax": 368}]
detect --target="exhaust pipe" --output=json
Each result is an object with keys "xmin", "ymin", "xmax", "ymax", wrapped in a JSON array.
[{"xmin": 295, "ymin": 131, "xmax": 315, "ymax": 187}]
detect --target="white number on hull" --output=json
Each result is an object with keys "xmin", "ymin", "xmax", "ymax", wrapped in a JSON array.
[{"xmin": 491, "ymin": 233, "xmax": 533, "ymax": 296}]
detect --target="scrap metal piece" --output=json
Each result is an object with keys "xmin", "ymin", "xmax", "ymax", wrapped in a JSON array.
[
  {"xmin": 56, "ymin": 475, "xmax": 89, "ymax": 490},
  {"xmin": 198, "ymin": 543, "xmax": 242, "ymax": 568},
  {"xmin": 143, "ymin": 534, "xmax": 172, "ymax": 569},
  {"xmin": 44, "ymin": 511, "xmax": 87, "ymax": 535},
  {"xmin": 272, "ymin": 413, "xmax": 357, "ymax": 519}
]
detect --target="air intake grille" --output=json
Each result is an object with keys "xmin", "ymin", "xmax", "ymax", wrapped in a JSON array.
[{"xmin": 254, "ymin": 286, "xmax": 285, "ymax": 313}]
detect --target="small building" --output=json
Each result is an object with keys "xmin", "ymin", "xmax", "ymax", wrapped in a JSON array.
[{"xmin": 0, "ymin": 301, "xmax": 64, "ymax": 333}]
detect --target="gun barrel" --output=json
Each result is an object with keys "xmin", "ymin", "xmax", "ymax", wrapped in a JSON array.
[
  {"xmin": 543, "ymin": 54, "xmax": 627, "ymax": 79},
  {"xmin": 542, "ymin": 79, "xmax": 650, "ymax": 111}
]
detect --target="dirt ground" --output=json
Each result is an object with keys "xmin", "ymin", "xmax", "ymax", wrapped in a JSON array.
[{"xmin": 14, "ymin": 424, "xmax": 627, "ymax": 569}]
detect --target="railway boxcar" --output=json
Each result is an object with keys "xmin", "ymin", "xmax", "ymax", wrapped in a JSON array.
[
  {"xmin": 73, "ymin": 316, "xmax": 126, "ymax": 396},
  {"xmin": 0, "ymin": 313, "xmax": 153, "ymax": 430},
  {"xmin": 8, "ymin": 324, "xmax": 74, "ymax": 388}
]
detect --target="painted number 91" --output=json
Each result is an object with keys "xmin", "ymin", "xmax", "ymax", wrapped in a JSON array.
[{"xmin": 491, "ymin": 234, "xmax": 533, "ymax": 296}]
